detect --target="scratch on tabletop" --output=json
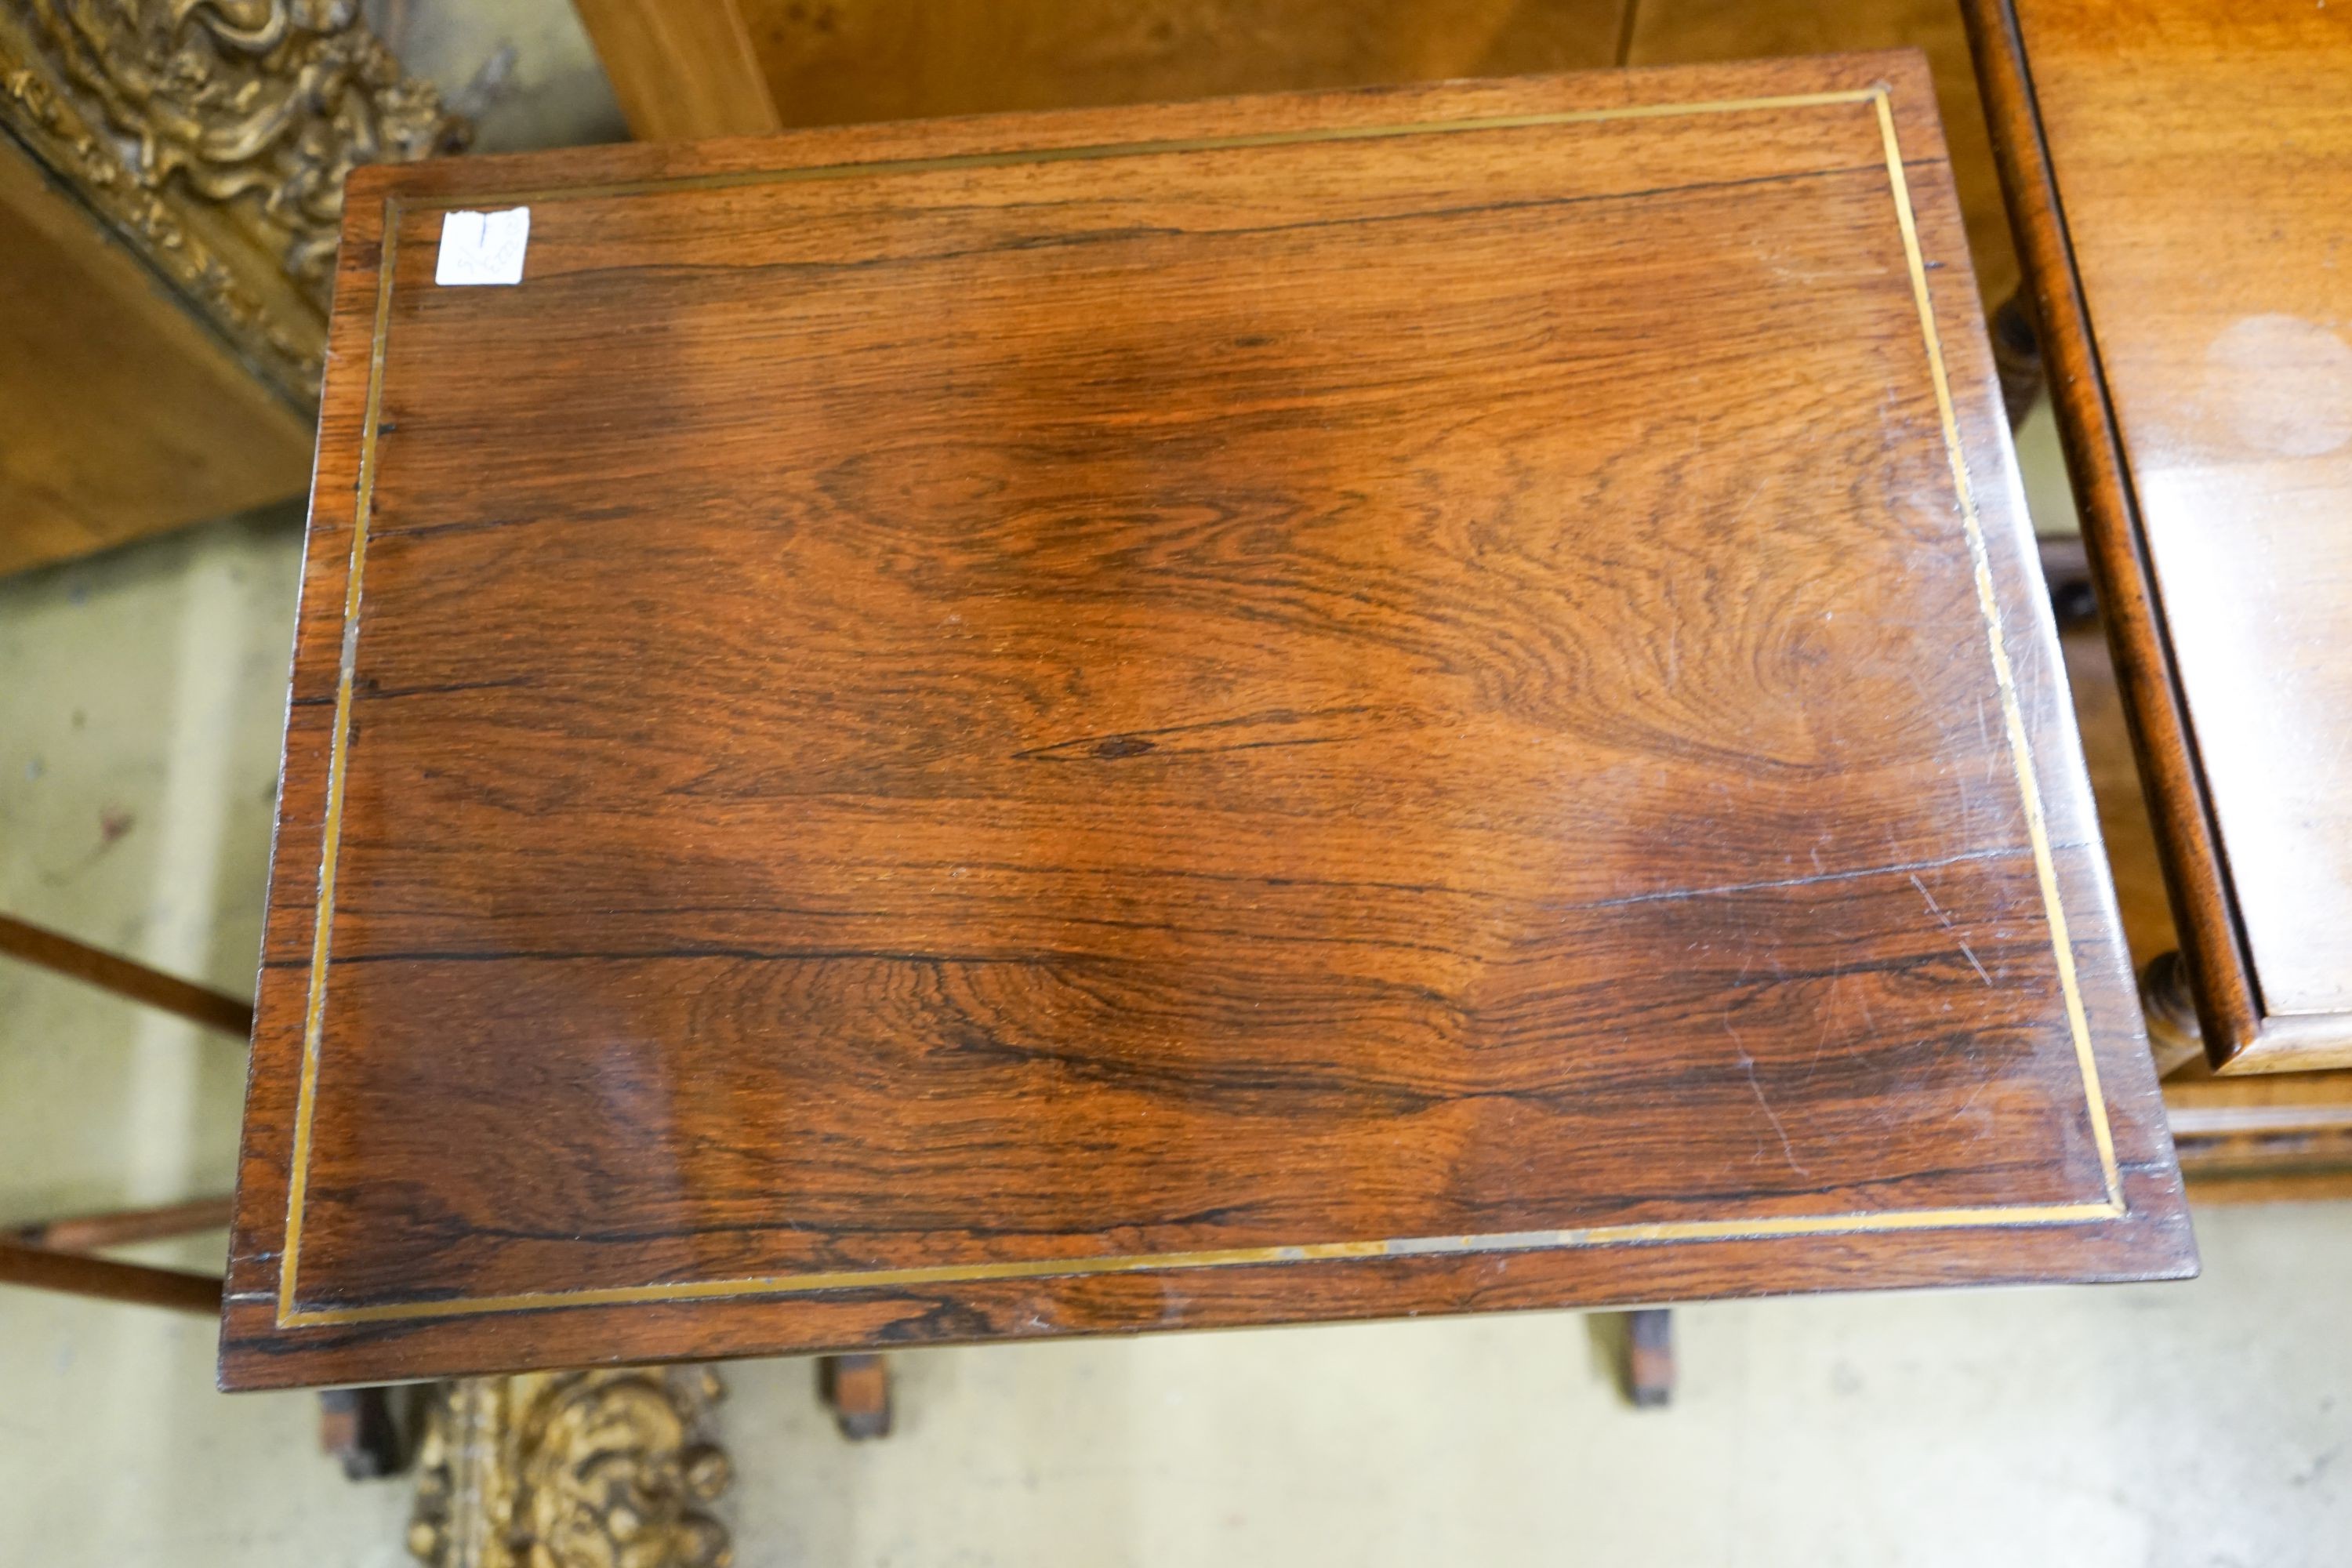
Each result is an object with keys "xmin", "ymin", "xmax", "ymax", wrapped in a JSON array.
[{"xmin": 1909, "ymin": 871, "xmax": 1993, "ymax": 985}]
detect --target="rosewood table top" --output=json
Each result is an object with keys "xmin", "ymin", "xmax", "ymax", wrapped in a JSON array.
[
  {"xmin": 222, "ymin": 52, "xmax": 2192, "ymax": 1390},
  {"xmin": 1965, "ymin": 0, "xmax": 2352, "ymax": 1073}
]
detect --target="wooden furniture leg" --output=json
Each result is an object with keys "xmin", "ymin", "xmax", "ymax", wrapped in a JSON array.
[
  {"xmin": 0, "ymin": 913, "xmax": 253, "ymax": 1037},
  {"xmin": 321, "ymin": 1386, "xmax": 409, "ymax": 1481},
  {"xmin": 10, "ymin": 1195, "xmax": 235, "ymax": 1250},
  {"xmin": 2, "ymin": 911, "xmax": 405, "ymax": 1477},
  {"xmin": 818, "ymin": 1352, "xmax": 894, "ymax": 1439},
  {"xmin": 2140, "ymin": 950, "xmax": 2208, "ymax": 1078},
  {"xmin": 2036, "ymin": 534, "xmax": 2098, "ymax": 633},
  {"xmin": 1989, "ymin": 285, "xmax": 2043, "ymax": 429},
  {"xmin": 1622, "ymin": 1308, "xmax": 1676, "ymax": 1409},
  {"xmin": 0, "ymin": 1238, "xmax": 221, "ymax": 1315},
  {"xmin": 0, "ymin": 914, "xmax": 239, "ymax": 1315},
  {"xmin": 0, "ymin": 1210, "xmax": 418, "ymax": 1478}
]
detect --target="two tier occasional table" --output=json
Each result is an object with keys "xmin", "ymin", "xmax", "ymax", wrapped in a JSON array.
[{"xmin": 223, "ymin": 52, "xmax": 2191, "ymax": 1391}]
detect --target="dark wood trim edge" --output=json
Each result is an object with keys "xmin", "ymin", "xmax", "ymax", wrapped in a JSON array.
[{"xmin": 1958, "ymin": 0, "xmax": 2265, "ymax": 1068}]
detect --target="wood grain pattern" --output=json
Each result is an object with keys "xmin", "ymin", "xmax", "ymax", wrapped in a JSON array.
[
  {"xmin": 569, "ymin": 0, "xmax": 783, "ymax": 141},
  {"xmin": 0, "ymin": 139, "xmax": 309, "ymax": 578},
  {"xmin": 733, "ymin": 0, "xmax": 1630, "ymax": 127},
  {"xmin": 1624, "ymin": 0, "xmax": 2020, "ymax": 307},
  {"xmin": 220, "ymin": 56, "xmax": 2191, "ymax": 1391},
  {"xmin": 1964, "ymin": 0, "xmax": 2352, "ymax": 1072},
  {"xmin": 566, "ymin": 0, "xmax": 2024, "ymax": 313}
]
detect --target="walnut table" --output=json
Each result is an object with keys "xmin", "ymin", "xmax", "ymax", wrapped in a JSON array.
[
  {"xmin": 222, "ymin": 53, "xmax": 2194, "ymax": 1390},
  {"xmin": 1965, "ymin": 0, "xmax": 2352, "ymax": 1074}
]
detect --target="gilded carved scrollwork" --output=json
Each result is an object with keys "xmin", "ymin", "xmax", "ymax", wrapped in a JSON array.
[
  {"xmin": 408, "ymin": 1367, "xmax": 734, "ymax": 1568},
  {"xmin": 0, "ymin": 0, "xmax": 466, "ymax": 405}
]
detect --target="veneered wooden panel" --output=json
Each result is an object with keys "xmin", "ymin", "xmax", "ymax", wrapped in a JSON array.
[
  {"xmin": 570, "ymin": 0, "xmax": 782, "ymax": 141},
  {"xmin": 1626, "ymin": 0, "xmax": 2020, "ymax": 309},
  {"xmin": 573, "ymin": 0, "xmax": 2020, "ymax": 308},
  {"xmin": 1968, "ymin": 0, "xmax": 2352, "ymax": 1070},
  {"xmin": 0, "ymin": 141, "xmax": 310, "ymax": 578},
  {"xmin": 577, "ymin": 0, "xmax": 1636, "ymax": 145},
  {"xmin": 222, "ymin": 56, "xmax": 2190, "ymax": 1390},
  {"xmin": 735, "ymin": 0, "xmax": 1631, "ymax": 126}
]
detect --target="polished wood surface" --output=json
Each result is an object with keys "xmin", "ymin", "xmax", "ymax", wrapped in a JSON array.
[
  {"xmin": 577, "ymin": 0, "xmax": 2023, "ymax": 309},
  {"xmin": 1965, "ymin": 0, "xmax": 2352, "ymax": 1072},
  {"xmin": 222, "ymin": 56, "xmax": 2191, "ymax": 1391},
  {"xmin": 1624, "ymin": 0, "xmax": 2017, "ymax": 307},
  {"xmin": 570, "ymin": 0, "xmax": 782, "ymax": 142},
  {"xmin": 2063, "ymin": 612, "xmax": 2352, "ymax": 1197},
  {"xmin": 734, "ymin": 0, "xmax": 1629, "ymax": 124},
  {"xmin": 0, "ymin": 140, "xmax": 310, "ymax": 578}
]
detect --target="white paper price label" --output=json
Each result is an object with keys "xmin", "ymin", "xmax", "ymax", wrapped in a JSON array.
[{"xmin": 435, "ymin": 207, "xmax": 531, "ymax": 286}]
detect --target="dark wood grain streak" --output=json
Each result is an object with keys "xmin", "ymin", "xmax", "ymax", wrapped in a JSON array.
[{"xmin": 221, "ymin": 56, "xmax": 2190, "ymax": 1391}]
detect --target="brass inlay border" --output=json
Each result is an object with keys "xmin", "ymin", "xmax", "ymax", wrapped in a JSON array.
[
  {"xmin": 1867, "ymin": 91, "xmax": 2121, "ymax": 1207},
  {"xmin": 275, "ymin": 85, "xmax": 2126, "ymax": 1331},
  {"xmin": 383, "ymin": 88, "xmax": 1889, "ymax": 212},
  {"xmin": 278, "ymin": 199, "xmax": 400, "ymax": 1326},
  {"xmin": 294, "ymin": 1203, "xmax": 2127, "ymax": 1327}
]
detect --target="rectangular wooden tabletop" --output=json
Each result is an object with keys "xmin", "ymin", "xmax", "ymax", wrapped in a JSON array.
[
  {"xmin": 222, "ymin": 51, "xmax": 2192, "ymax": 1391},
  {"xmin": 1966, "ymin": 0, "xmax": 2352, "ymax": 1073}
]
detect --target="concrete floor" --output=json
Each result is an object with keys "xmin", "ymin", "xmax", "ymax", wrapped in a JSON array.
[{"xmin": 4, "ymin": 405, "xmax": 2351, "ymax": 1563}]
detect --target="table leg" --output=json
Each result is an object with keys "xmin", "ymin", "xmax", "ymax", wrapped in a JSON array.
[
  {"xmin": 320, "ymin": 1386, "xmax": 408, "ymax": 1479},
  {"xmin": 1990, "ymin": 286, "xmax": 2044, "ymax": 429},
  {"xmin": 820, "ymin": 1352, "xmax": 894, "ymax": 1439},
  {"xmin": 1623, "ymin": 1308, "xmax": 1676, "ymax": 1409}
]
